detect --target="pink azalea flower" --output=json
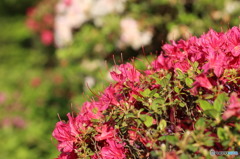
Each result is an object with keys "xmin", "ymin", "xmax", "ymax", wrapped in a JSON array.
[
  {"xmin": 64, "ymin": 0, "xmax": 72, "ymax": 6},
  {"xmin": 81, "ymin": 102, "xmax": 103, "ymax": 121},
  {"xmin": 232, "ymin": 45, "xmax": 240, "ymax": 57},
  {"xmin": 222, "ymin": 93, "xmax": 240, "ymax": 120},
  {"xmin": 52, "ymin": 121, "xmax": 75, "ymax": 152},
  {"xmin": 156, "ymin": 27, "xmax": 240, "ymax": 78},
  {"xmin": 95, "ymin": 125, "xmax": 116, "ymax": 141},
  {"xmin": 26, "ymin": 19, "xmax": 39, "ymax": 31},
  {"xmin": 194, "ymin": 74, "xmax": 213, "ymax": 90},
  {"xmin": 110, "ymin": 63, "xmax": 141, "ymax": 83},
  {"xmin": 128, "ymin": 130, "xmax": 137, "ymax": 145},
  {"xmin": 225, "ymin": 27, "xmax": 240, "ymax": 57},
  {"xmin": 100, "ymin": 139, "xmax": 126, "ymax": 159},
  {"xmin": 52, "ymin": 113, "xmax": 87, "ymax": 152},
  {"xmin": 26, "ymin": 7, "xmax": 35, "ymax": 17},
  {"xmin": 0, "ymin": 92, "xmax": 6, "ymax": 104},
  {"xmin": 100, "ymin": 85, "xmax": 120, "ymax": 106},
  {"xmin": 173, "ymin": 60, "xmax": 190, "ymax": 72},
  {"xmin": 56, "ymin": 151, "xmax": 78, "ymax": 159},
  {"xmin": 43, "ymin": 14, "xmax": 53, "ymax": 26},
  {"xmin": 41, "ymin": 30, "xmax": 53, "ymax": 46}
]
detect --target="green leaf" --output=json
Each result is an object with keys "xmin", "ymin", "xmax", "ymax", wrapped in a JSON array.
[
  {"xmin": 151, "ymin": 101, "xmax": 159, "ymax": 112},
  {"xmin": 204, "ymin": 109, "xmax": 218, "ymax": 118},
  {"xmin": 213, "ymin": 93, "xmax": 227, "ymax": 112},
  {"xmin": 140, "ymin": 114, "xmax": 153, "ymax": 127},
  {"xmin": 125, "ymin": 113, "xmax": 135, "ymax": 118},
  {"xmin": 217, "ymin": 127, "xmax": 228, "ymax": 140},
  {"xmin": 185, "ymin": 77, "xmax": 193, "ymax": 87},
  {"xmin": 222, "ymin": 140, "xmax": 230, "ymax": 147},
  {"xmin": 157, "ymin": 74, "xmax": 171, "ymax": 87},
  {"xmin": 144, "ymin": 115, "xmax": 154, "ymax": 127},
  {"xmin": 158, "ymin": 119, "xmax": 167, "ymax": 130},
  {"xmin": 153, "ymin": 93, "xmax": 160, "ymax": 98},
  {"xmin": 204, "ymin": 138, "xmax": 214, "ymax": 146},
  {"xmin": 140, "ymin": 88, "xmax": 151, "ymax": 97},
  {"xmin": 149, "ymin": 89, "xmax": 158, "ymax": 97},
  {"xmin": 195, "ymin": 118, "xmax": 206, "ymax": 129},
  {"xmin": 193, "ymin": 61, "xmax": 199, "ymax": 70},
  {"xmin": 236, "ymin": 123, "xmax": 240, "ymax": 131},
  {"xmin": 197, "ymin": 99, "xmax": 213, "ymax": 111},
  {"xmin": 180, "ymin": 153, "xmax": 189, "ymax": 159},
  {"xmin": 122, "ymin": 122, "xmax": 127, "ymax": 127},
  {"xmin": 174, "ymin": 86, "xmax": 180, "ymax": 93},
  {"xmin": 176, "ymin": 68, "xmax": 185, "ymax": 79},
  {"xmin": 187, "ymin": 145, "xmax": 198, "ymax": 152},
  {"xmin": 179, "ymin": 102, "xmax": 185, "ymax": 107},
  {"xmin": 140, "ymin": 114, "xmax": 154, "ymax": 127},
  {"xmin": 92, "ymin": 107, "xmax": 98, "ymax": 114},
  {"xmin": 158, "ymin": 135, "xmax": 178, "ymax": 144},
  {"xmin": 138, "ymin": 109, "xmax": 145, "ymax": 117}
]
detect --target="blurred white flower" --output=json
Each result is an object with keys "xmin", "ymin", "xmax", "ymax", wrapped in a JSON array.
[
  {"xmin": 54, "ymin": 0, "xmax": 126, "ymax": 47},
  {"xmin": 55, "ymin": 0, "xmax": 92, "ymax": 47},
  {"xmin": 119, "ymin": 17, "xmax": 153, "ymax": 50},
  {"xmin": 54, "ymin": 16, "xmax": 72, "ymax": 47},
  {"xmin": 84, "ymin": 76, "xmax": 95, "ymax": 90},
  {"xmin": 91, "ymin": 0, "xmax": 125, "ymax": 17},
  {"xmin": 167, "ymin": 26, "xmax": 180, "ymax": 41},
  {"xmin": 225, "ymin": 0, "xmax": 240, "ymax": 14}
]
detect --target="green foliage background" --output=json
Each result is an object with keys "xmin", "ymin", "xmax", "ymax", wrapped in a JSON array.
[{"xmin": 0, "ymin": 0, "xmax": 239, "ymax": 158}]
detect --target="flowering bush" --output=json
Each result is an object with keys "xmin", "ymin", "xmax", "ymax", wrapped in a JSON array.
[
  {"xmin": 52, "ymin": 27, "xmax": 240, "ymax": 158},
  {"xmin": 26, "ymin": 0, "xmax": 57, "ymax": 46}
]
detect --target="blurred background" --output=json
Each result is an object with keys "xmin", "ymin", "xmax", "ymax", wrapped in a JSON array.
[{"xmin": 0, "ymin": 0, "xmax": 239, "ymax": 158}]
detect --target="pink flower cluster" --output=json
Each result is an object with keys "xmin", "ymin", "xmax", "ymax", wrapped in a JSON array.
[
  {"xmin": 26, "ymin": 3, "xmax": 55, "ymax": 46},
  {"xmin": 52, "ymin": 27, "xmax": 240, "ymax": 158},
  {"xmin": 53, "ymin": 63, "xmax": 141, "ymax": 158},
  {"xmin": 153, "ymin": 27, "xmax": 240, "ymax": 76}
]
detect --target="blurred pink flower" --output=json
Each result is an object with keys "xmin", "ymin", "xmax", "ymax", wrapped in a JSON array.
[
  {"xmin": 26, "ymin": 19, "xmax": 39, "ymax": 31},
  {"xmin": 165, "ymin": 151, "xmax": 179, "ymax": 159},
  {"xmin": 2, "ymin": 116, "xmax": 26, "ymax": 129},
  {"xmin": 64, "ymin": 0, "xmax": 72, "ymax": 6},
  {"xmin": 222, "ymin": 93, "xmax": 240, "ymax": 120},
  {"xmin": 41, "ymin": 30, "xmax": 53, "ymax": 46},
  {"xmin": 43, "ymin": 14, "xmax": 54, "ymax": 26},
  {"xmin": 0, "ymin": 93, "xmax": 6, "ymax": 104},
  {"xmin": 31, "ymin": 77, "xmax": 41, "ymax": 87}
]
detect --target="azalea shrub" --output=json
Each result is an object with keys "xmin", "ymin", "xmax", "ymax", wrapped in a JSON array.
[
  {"xmin": 52, "ymin": 27, "xmax": 240, "ymax": 158},
  {"xmin": 26, "ymin": 0, "xmax": 57, "ymax": 46}
]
